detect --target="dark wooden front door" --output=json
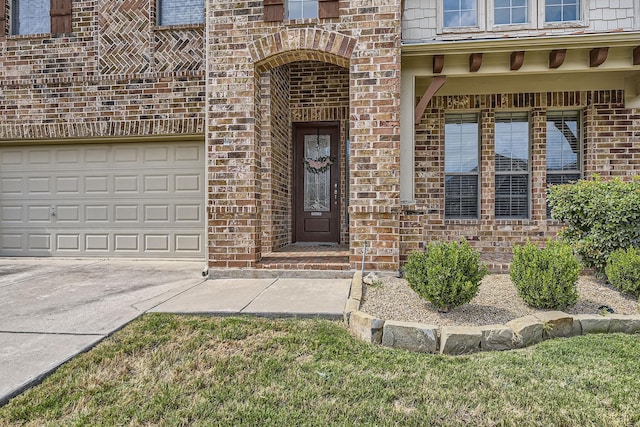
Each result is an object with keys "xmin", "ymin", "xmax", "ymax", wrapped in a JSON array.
[{"xmin": 293, "ymin": 123, "xmax": 340, "ymax": 243}]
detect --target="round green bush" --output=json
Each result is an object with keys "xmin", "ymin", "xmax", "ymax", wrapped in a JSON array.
[
  {"xmin": 404, "ymin": 239, "xmax": 487, "ymax": 312},
  {"xmin": 605, "ymin": 247, "xmax": 640, "ymax": 298},
  {"xmin": 510, "ymin": 240, "xmax": 581, "ymax": 309}
]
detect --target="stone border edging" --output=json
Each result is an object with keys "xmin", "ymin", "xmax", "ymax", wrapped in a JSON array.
[{"xmin": 343, "ymin": 272, "xmax": 640, "ymax": 355}]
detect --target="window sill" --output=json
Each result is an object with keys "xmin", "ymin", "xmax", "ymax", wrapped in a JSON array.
[
  {"xmin": 5, "ymin": 32, "xmax": 53, "ymax": 40},
  {"xmin": 543, "ymin": 21, "xmax": 587, "ymax": 29},
  {"xmin": 445, "ymin": 218, "xmax": 480, "ymax": 224},
  {"xmin": 440, "ymin": 26, "xmax": 485, "ymax": 34},
  {"xmin": 154, "ymin": 23, "xmax": 204, "ymax": 31},
  {"xmin": 490, "ymin": 23, "xmax": 535, "ymax": 31}
]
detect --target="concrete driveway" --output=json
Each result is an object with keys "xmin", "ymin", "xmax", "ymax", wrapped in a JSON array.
[{"xmin": 0, "ymin": 258, "xmax": 207, "ymax": 405}]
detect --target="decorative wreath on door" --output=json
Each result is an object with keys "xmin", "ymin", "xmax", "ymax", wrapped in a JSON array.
[{"xmin": 304, "ymin": 156, "xmax": 334, "ymax": 174}]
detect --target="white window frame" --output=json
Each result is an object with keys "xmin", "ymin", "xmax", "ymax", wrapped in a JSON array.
[
  {"xmin": 539, "ymin": 0, "xmax": 588, "ymax": 28},
  {"xmin": 438, "ymin": 0, "xmax": 486, "ymax": 33},
  {"xmin": 487, "ymin": 0, "xmax": 537, "ymax": 30}
]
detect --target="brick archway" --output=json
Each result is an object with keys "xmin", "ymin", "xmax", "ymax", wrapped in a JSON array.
[{"xmin": 248, "ymin": 28, "xmax": 356, "ymax": 71}]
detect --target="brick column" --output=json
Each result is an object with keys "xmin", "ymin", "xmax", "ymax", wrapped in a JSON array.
[
  {"xmin": 206, "ymin": 3, "xmax": 261, "ymax": 268},
  {"xmin": 348, "ymin": 2, "xmax": 402, "ymax": 272}
]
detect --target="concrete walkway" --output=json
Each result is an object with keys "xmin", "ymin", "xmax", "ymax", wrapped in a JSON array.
[{"xmin": 0, "ymin": 258, "xmax": 351, "ymax": 406}]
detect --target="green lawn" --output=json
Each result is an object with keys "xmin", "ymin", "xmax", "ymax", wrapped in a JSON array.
[{"xmin": 1, "ymin": 314, "xmax": 639, "ymax": 426}]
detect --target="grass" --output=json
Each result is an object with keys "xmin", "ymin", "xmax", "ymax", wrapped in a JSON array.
[{"xmin": 1, "ymin": 314, "xmax": 639, "ymax": 426}]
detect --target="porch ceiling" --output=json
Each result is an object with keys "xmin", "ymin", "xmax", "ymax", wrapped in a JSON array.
[{"xmin": 403, "ymin": 32, "xmax": 640, "ymax": 109}]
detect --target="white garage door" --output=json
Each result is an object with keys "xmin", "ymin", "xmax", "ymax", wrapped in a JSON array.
[{"xmin": 0, "ymin": 141, "xmax": 205, "ymax": 258}]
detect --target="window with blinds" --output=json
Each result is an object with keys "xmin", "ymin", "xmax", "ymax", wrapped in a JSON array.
[
  {"xmin": 157, "ymin": 0, "xmax": 204, "ymax": 26},
  {"xmin": 546, "ymin": 111, "xmax": 581, "ymax": 218},
  {"xmin": 445, "ymin": 114, "xmax": 479, "ymax": 219},
  {"xmin": 12, "ymin": 0, "xmax": 50, "ymax": 35},
  {"xmin": 495, "ymin": 112, "xmax": 529, "ymax": 219}
]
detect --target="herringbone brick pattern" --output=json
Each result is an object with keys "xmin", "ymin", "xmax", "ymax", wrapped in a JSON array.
[
  {"xmin": 154, "ymin": 27, "xmax": 204, "ymax": 72},
  {"xmin": 98, "ymin": 0, "xmax": 151, "ymax": 74}
]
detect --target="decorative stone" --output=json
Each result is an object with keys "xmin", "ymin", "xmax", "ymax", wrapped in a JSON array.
[
  {"xmin": 573, "ymin": 314, "xmax": 610, "ymax": 334},
  {"xmin": 607, "ymin": 314, "xmax": 640, "ymax": 334},
  {"xmin": 350, "ymin": 271, "xmax": 364, "ymax": 301},
  {"xmin": 349, "ymin": 311, "xmax": 385, "ymax": 344},
  {"xmin": 480, "ymin": 324, "xmax": 517, "ymax": 351},
  {"xmin": 506, "ymin": 315, "xmax": 543, "ymax": 348},
  {"xmin": 533, "ymin": 311, "xmax": 574, "ymax": 339},
  {"xmin": 440, "ymin": 326, "xmax": 482, "ymax": 355},
  {"xmin": 343, "ymin": 298, "xmax": 361, "ymax": 323},
  {"xmin": 363, "ymin": 272, "xmax": 380, "ymax": 286},
  {"xmin": 382, "ymin": 320, "xmax": 439, "ymax": 353}
]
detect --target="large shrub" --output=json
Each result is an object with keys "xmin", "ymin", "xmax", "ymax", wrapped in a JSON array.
[
  {"xmin": 404, "ymin": 239, "xmax": 487, "ymax": 312},
  {"xmin": 510, "ymin": 240, "xmax": 581, "ymax": 310},
  {"xmin": 547, "ymin": 176, "xmax": 640, "ymax": 273},
  {"xmin": 605, "ymin": 247, "xmax": 640, "ymax": 298}
]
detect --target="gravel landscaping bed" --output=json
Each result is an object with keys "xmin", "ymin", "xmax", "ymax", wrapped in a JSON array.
[{"xmin": 361, "ymin": 274, "xmax": 639, "ymax": 327}]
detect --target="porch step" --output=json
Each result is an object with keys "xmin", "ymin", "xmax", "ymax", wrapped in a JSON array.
[{"xmin": 208, "ymin": 269, "xmax": 354, "ymax": 279}]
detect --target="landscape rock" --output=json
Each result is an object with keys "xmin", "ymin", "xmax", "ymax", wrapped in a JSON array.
[
  {"xmin": 573, "ymin": 314, "xmax": 610, "ymax": 334},
  {"xmin": 349, "ymin": 311, "xmax": 384, "ymax": 344},
  {"xmin": 506, "ymin": 315, "xmax": 543, "ymax": 348},
  {"xmin": 350, "ymin": 271, "xmax": 363, "ymax": 301},
  {"xmin": 534, "ymin": 311, "xmax": 574, "ymax": 339},
  {"xmin": 440, "ymin": 326, "xmax": 482, "ymax": 355},
  {"xmin": 607, "ymin": 314, "xmax": 640, "ymax": 334},
  {"xmin": 363, "ymin": 272, "xmax": 380, "ymax": 286},
  {"xmin": 382, "ymin": 321, "xmax": 439, "ymax": 353},
  {"xmin": 480, "ymin": 324, "xmax": 516, "ymax": 351},
  {"xmin": 343, "ymin": 298, "xmax": 361, "ymax": 323}
]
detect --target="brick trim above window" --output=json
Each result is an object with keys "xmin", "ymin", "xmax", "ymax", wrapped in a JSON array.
[
  {"xmin": 319, "ymin": 0, "xmax": 339, "ymax": 18},
  {"xmin": 264, "ymin": 0, "xmax": 284, "ymax": 21},
  {"xmin": 50, "ymin": 0, "xmax": 72, "ymax": 34},
  {"xmin": 0, "ymin": 0, "xmax": 6, "ymax": 35}
]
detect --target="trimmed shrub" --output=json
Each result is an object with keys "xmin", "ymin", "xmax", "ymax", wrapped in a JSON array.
[
  {"xmin": 404, "ymin": 239, "xmax": 487, "ymax": 312},
  {"xmin": 547, "ymin": 176, "xmax": 640, "ymax": 274},
  {"xmin": 510, "ymin": 240, "xmax": 581, "ymax": 310},
  {"xmin": 605, "ymin": 247, "xmax": 640, "ymax": 298}
]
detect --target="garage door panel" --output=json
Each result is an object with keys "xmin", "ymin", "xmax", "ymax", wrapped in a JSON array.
[
  {"xmin": 28, "ymin": 178, "xmax": 51, "ymax": 194},
  {"xmin": 86, "ymin": 234, "xmax": 109, "ymax": 251},
  {"xmin": 176, "ymin": 234, "xmax": 201, "ymax": 252},
  {"xmin": 114, "ymin": 205, "xmax": 139, "ymax": 222},
  {"xmin": 2, "ymin": 206, "xmax": 23, "ymax": 222},
  {"xmin": 0, "ymin": 141, "xmax": 204, "ymax": 258},
  {"xmin": 85, "ymin": 176, "xmax": 109, "ymax": 193},
  {"xmin": 85, "ymin": 205, "xmax": 109, "ymax": 222},
  {"xmin": 175, "ymin": 174, "xmax": 200, "ymax": 192},
  {"xmin": 28, "ymin": 234, "xmax": 51, "ymax": 251},
  {"xmin": 145, "ymin": 235, "xmax": 169, "ymax": 252},
  {"xmin": 2, "ymin": 178, "xmax": 23, "ymax": 194},
  {"xmin": 175, "ymin": 205, "xmax": 200, "ymax": 222},
  {"xmin": 56, "ymin": 177, "xmax": 80, "ymax": 194},
  {"xmin": 144, "ymin": 175, "xmax": 169, "ymax": 192},
  {"xmin": 57, "ymin": 235, "xmax": 80, "ymax": 251},
  {"xmin": 175, "ymin": 145, "xmax": 201, "ymax": 162},
  {"xmin": 114, "ymin": 176, "xmax": 139, "ymax": 193},
  {"xmin": 57, "ymin": 206, "xmax": 81, "ymax": 222},
  {"xmin": 144, "ymin": 205, "xmax": 169, "ymax": 222}
]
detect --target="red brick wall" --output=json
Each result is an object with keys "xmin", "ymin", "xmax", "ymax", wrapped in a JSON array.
[
  {"xmin": 404, "ymin": 90, "xmax": 640, "ymax": 270},
  {"xmin": 207, "ymin": 1, "xmax": 402, "ymax": 269},
  {"xmin": 0, "ymin": 1, "xmax": 206, "ymax": 140}
]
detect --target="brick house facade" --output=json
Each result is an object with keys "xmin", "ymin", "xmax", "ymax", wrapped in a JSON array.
[
  {"xmin": 0, "ymin": 0, "xmax": 638, "ymax": 272},
  {"xmin": 400, "ymin": 0, "xmax": 640, "ymax": 270}
]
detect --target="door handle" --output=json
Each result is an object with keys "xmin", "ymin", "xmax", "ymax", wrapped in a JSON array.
[{"xmin": 334, "ymin": 183, "xmax": 338, "ymax": 205}]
